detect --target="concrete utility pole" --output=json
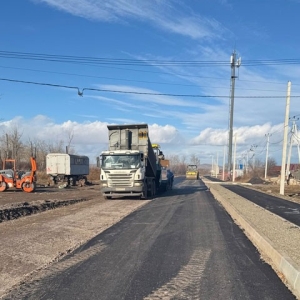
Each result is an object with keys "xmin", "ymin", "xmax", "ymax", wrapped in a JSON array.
[
  {"xmin": 228, "ymin": 50, "xmax": 241, "ymax": 179},
  {"xmin": 232, "ymin": 133, "xmax": 237, "ymax": 182},
  {"xmin": 216, "ymin": 152, "xmax": 219, "ymax": 178},
  {"xmin": 250, "ymin": 144, "xmax": 257, "ymax": 171},
  {"xmin": 280, "ymin": 81, "xmax": 292, "ymax": 195},
  {"xmin": 222, "ymin": 145, "xmax": 226, "ymax": 181},
  {"xmin": 286, "ymin": 117, "xmax": 299, "ymax": 177},
  {"xmin": 264, "ymin": 133, "xmax": 271, "ymax": 179}
]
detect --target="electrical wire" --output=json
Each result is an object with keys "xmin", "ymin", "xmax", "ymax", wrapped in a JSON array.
[
  {"xmin": 1, "ymin": 77, "xmax": 300, "ymax": 98},
  {"xmin": 2, "ymin": 50, "xmax": 300, "ymax": 67}
]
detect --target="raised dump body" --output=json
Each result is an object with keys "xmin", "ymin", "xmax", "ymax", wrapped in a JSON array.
[
  {"xmin": 46, "ymin": 153, "xmax": 89, "ymax": 185},
  {"xmin": 186, "ymin": 164, "xmax": 199, "ymax": 180},
  {"xmin": 100, "ymin": 124, "xmax": 159, "ymax": 199}
]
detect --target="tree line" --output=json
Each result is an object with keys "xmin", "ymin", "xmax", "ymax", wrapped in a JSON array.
[{"xmin": 0, "ymin": 127, "xmax": 67, "ymax": 171}]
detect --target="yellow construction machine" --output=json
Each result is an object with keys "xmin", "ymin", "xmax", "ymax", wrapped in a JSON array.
[{"xmin": 186, "ymin": 165, "xmax": 199, "ymax": 180}]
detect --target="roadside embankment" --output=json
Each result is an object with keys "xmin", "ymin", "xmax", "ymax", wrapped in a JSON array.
[
  {"xmin": 205, "ymin": 181, "xmax": 300, "ymax": 299},
  {"xmin": 0, "ymin": 184, "xmax": 100, "ymax": 223}
]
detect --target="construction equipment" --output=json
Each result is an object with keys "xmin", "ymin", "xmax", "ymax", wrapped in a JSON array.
[
  {"xmin": 186, "ymin": 165, "xmax": 199, "ymax": 180},
  {"xmin": 152, "ymin": 144, "xmax": 173, "ymax": 191},
  {"xmin": 0, "ymin": 157, "xmax": 37, "ymax": 192},
  {"xmin": 46, "ymin": 153, "xmax": 89, "ymax": 186},
  {"xmin": 100, "ymin": 124, "xmax": 172, "ymax": 199}
]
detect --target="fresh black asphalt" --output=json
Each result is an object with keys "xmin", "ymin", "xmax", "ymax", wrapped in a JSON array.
[
  {"xmin": 222, "ymin": 184, "xmax": 300, "ymax": 227},
  {"xmin": 5, "ymin": 178, "xmax": 296, "ymax": 300}
]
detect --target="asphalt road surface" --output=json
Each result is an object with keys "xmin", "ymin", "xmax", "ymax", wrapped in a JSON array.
[
  {"xmin": 223, "ymin": 184, "xmax": 300, "ymax": 226},
  {"xmin": 4, "ymin": 178, "xmax": 295, "ymax": 300}
]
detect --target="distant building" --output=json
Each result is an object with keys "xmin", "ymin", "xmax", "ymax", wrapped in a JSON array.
[{"xmin": 269, "ymin": 164, "xmax": 300, "ymax": 177}]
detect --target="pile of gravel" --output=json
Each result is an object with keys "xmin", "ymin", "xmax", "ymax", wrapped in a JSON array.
[{"xmin": 247, "ymin": 176, "xmax": 268, "ymax": 184}]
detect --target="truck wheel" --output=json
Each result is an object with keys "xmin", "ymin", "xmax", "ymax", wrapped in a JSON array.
[
  {"xmin": 0, "ymin": 181, "xmax": 7, "ymax": 192},
  {"xmin": 152, "ymin": 181, "xmax": 156, "ymax": 197},
  {"xmin": 141, "ymin": 186, "xmax": 148, "ymax": 200}
]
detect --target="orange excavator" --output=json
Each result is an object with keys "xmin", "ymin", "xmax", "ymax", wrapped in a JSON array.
[{"xmin": 0, "ymin": 157, "xmax": 37, "ymax": 193}]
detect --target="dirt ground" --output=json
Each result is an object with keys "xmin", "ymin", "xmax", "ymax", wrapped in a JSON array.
[{"xmin": 0, "ymin": 181, "xmax": 103, "ymax": 222}]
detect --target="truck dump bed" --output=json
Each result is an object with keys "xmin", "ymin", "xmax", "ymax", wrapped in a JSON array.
[{"xmin": 107, "ymin": 124, "xmax": 157, "ymax": 177}]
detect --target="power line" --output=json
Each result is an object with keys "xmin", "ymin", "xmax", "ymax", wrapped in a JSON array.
[
  {"xmin": 0, "ymin": 64, "xmax": 291, "ymax": 93},
  {"xmin": 0, "ymin": 64, "xmax": 226, "ymax": 88},
  {"xmin": 2, "ymin": 50, "xmax": 300, "ymax": 67},
  {"xmin": 2, "ymin": 77, "xmax": 300, "ymax": 98}
]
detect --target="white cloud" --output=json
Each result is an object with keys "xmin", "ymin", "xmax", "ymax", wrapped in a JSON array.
[
  {"xmin": 149, "ymin": 123, "xmax": 182, "ymax": 144},
  {"xmin": 33, "ymin": 0, "xmax": 228, "ymax": 40},
  {"xmin": 0, "ymin": 116, "xmax": 183, "ymax": 162},
  {"xmin": 191, "ymin": 123, "xmax": 284, "ymax": 146}
]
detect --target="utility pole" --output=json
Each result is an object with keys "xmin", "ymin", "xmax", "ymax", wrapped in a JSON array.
[
  {"xmin": 211, "ymin": 155, "xmax": 214, "ymax": 176},
  {"xmin": 216, "ymin": 152, "xmax": 219, "ymax": 178},
  {"xmin": 264, "ymin": 133, "xmax": 271, "ymax": 179},
  {"xmin": 232, "ymin": 133, "xmax": 237, "ymax": 182},
  {"xmin": 250, "ymin": 144, "xmax": 257, "ymax": 172},
  {"xmin": 286, "ymin": 117, "xmax": 299, "ymax": 178},
  {"xmin": 280, "ymin": 81, "xmax": 292, "ymax": 195},
  {"xmin": 222, "ymin": 145, "xmax": 226, "ymax": 181},
  {"xmin": 228, "ymin": 50, "xmax": 241, "ymax": 180}
]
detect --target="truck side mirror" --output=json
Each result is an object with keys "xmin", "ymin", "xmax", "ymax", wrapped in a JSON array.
[
  {"xmin": 96, "ymin": 156, "xmax": 100, "ymax": 168},
  {"xmin": 141, "ymin": 153, "xmax": 144, "ymax": 161}
]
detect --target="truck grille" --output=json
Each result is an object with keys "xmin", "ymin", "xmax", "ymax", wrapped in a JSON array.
[{"xmin": 107, "ymin": 173, "xmax": 133, "ymax": 187}]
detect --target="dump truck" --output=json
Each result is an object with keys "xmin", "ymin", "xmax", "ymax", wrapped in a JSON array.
[
  {"xmin": 100, "ymin": 124, "xmax": 172, "ymax": 199},
  {"xmin": 186, "ymin": 164, "xmax": 199, "ymax": 180},
  {"xmin": 152, "ymin": 144, "xmax": 174, "ymax": 191},
  {"xmin": 46, "ymin": 153, "xmax": 89, "ymax": 186},
  {"xmin": 0, "ymin": 156, "xmax": 37, "ymax": 193}
]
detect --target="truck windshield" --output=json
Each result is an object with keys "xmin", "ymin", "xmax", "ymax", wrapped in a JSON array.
[{"xmin": 102, "ymin": 155, "xmax": 140, "ymax": 169}]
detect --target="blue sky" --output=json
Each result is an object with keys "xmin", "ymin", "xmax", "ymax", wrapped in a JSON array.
[{"xmin": 1, "ymin": 0, "xmax": 300, "ymax": 166}]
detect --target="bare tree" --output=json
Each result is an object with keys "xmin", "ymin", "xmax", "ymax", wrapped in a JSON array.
[
  {"xmin": 189, "ymin": 153, "xmax": 200, "ymax": 166},
  {"xmin": 0, "ymin": 126, "xmax": 24, "ymax": 168},
  {"xmin": 65, "ymin": 127, "xmax": 75, "ymax": 154},
  {"xmin": 168, "ymin": 154, "xmax": 187, "ymax": 175},
  {"xmin": 266, "ymin": 157, "xmax": 277, "ymax": 176}
]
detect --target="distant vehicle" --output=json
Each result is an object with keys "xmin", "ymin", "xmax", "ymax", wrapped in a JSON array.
[
  {"xmin": 99, "ymin": 124, "xmax": 173, "ymax": 199},
  {"xmin": 46, "ymin": 153, "xmax": 89, "ymax": 186},
  {"xmin": 0, "ymin": 157, "xmax": 37, "ymax": 192},
  {"xmin": 186, "ymin": 165, "xmax": 199, "ymax": 180},
  {"xmin": 152, "ymin": 144, "xmax": 173, "ymax": 191}
]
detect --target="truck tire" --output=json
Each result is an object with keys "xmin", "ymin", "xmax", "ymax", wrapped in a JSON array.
[
  {"xmin": 152, "ymin": 181, "xmax": 156, "ymax": 197},
  {"xmin": 141, "ymin": 183, "xmax": 148, "ymax": 200}
]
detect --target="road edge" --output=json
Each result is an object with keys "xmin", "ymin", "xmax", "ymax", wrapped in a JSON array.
[{"xmin": 208, "ymin": 183, "xmax": 300, "ymax": 299}]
